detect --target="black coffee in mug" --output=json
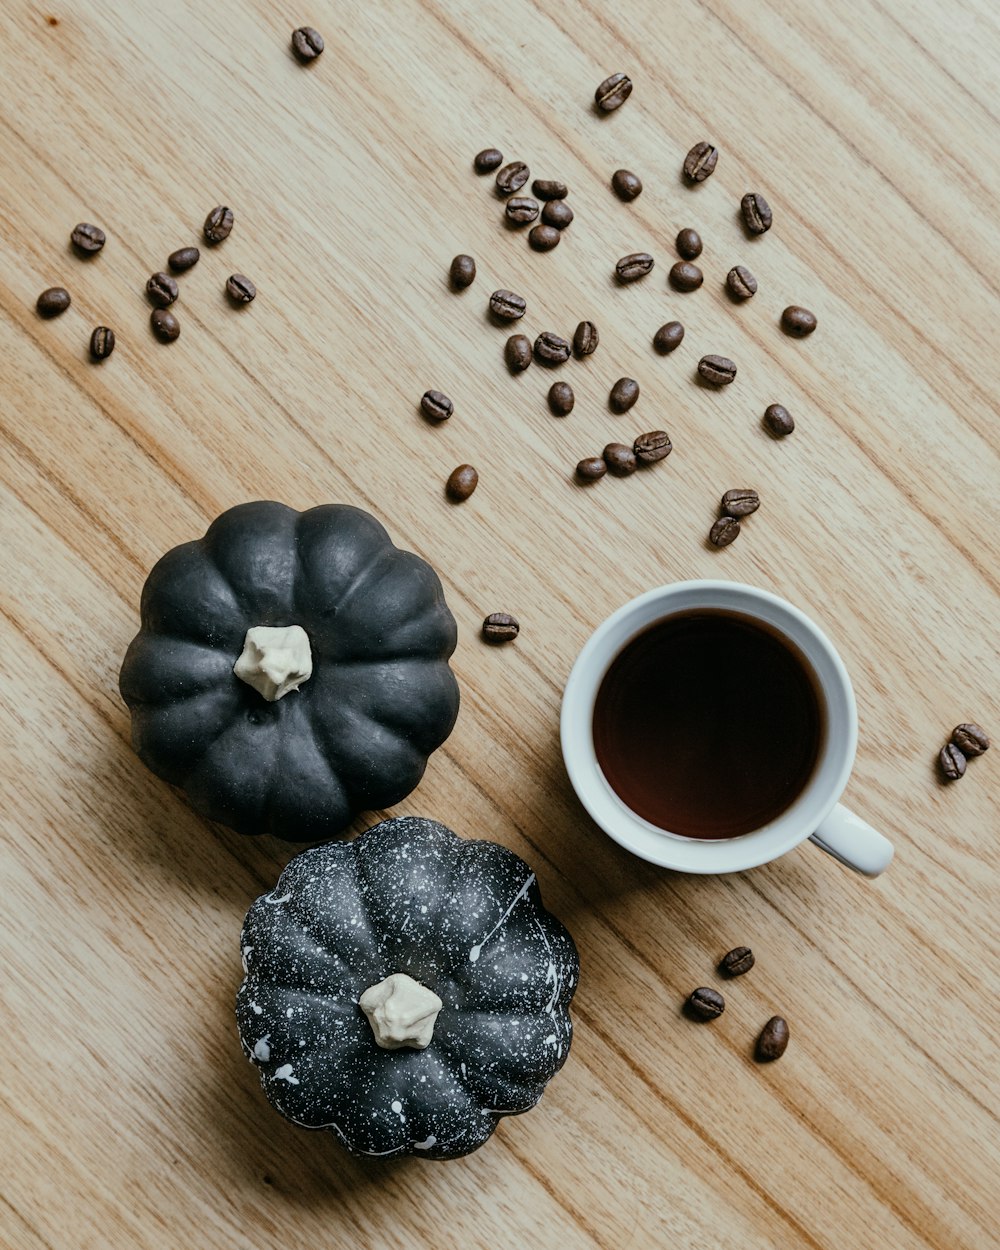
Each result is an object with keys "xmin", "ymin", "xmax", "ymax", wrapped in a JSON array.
[{"xmin": 592, "ymin": 610, "xmax": 825, "ymax": 839}]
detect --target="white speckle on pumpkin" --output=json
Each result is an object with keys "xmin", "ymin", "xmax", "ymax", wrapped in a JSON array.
[
  {"xmin": 467, "ymin": 873, "xmax": 535, "ymax": 963},
  {"xmin": 250, "ymin": 1000, "xmax": 263, "ymax": 1014},
  {"xmin": 414, "ymin": 1137, "xmax": 437, "ymax": 1150},
  {"xmin": 253, "ymin": 1035, "xmax": 271, "ymax": 1061},
  {"xmin": 286, "ymin": 1007, "xmax": 294, "ymax": 1018},
  {"xmin": 264, "ymin": 892, "xmax": 292, "ymax": 906},
  {"xmin": 274, "ymin": 1064, "xmax": 300, "ymax": 1085},
  {"xmin": 241, "ymin": 945, "xmax": 253, "ymax": 971}
]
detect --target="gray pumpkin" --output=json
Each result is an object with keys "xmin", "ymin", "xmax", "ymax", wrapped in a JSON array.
[
  {"xmin": 119, "ymin": 502, "xmax": 459, "ymax": 840},
  {"xmin": 236, "ymin": 817, "xmax": 579, "ymax": 1160}
]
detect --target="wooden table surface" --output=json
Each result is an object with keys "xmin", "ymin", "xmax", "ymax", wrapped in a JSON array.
[{"xmin": 2, "ymin": 1, "xmax": 998, "ymax": 1247}]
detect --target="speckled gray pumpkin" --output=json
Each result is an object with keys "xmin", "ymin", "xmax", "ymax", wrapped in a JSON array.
[
  {"xmin": 236, "ymin": 817, "xmax": 579, "ymax": 1160},
  {"xmin": 119, "ymin": 502, "xmax": 460, "ymax": 840}
]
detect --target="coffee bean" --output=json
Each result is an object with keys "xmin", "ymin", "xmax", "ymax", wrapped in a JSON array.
[
  {"xmin": 653, "ymin": 321, "xmax": 684, "ymax": 353},
  {"xmin": 489, "ymin": 289, "xmax": 526, "ymax": 320},
  {"xmin": 709, "ymin": 516, "xmax": 740, "ymax": 547},
  {"xmin": 576, "ymin": 456, "xmax": 607, "ymax": 482},
  {"xmin": 719, "ymin": 946, "xmax": 755, "ymax": 977},
  {"xmin": 505, "ymin": 196, "xmax": 539, "ymax": 225},
  {"xmin": 698, "ymin": 354, "xmax": 737, "ymax": 385},
  {"xmin": 167, "ymin": 246, "xmax": 200, "ymax": 273},
  {"xmin": 741, "ymin": 192, "xmax": 773, "ymax": 235},
  {"xmin": 595, "ymin": 72, "xmax": 632, "ymax": 111},
  {"xmin": 420, "ymin": 390, "xmax": 453, "ymax": 421},
  {"xmin": 612, "ymin": 169, "xmax": 642, "ymax": 201},
  {"xmin": 204, "ymin": 205, "xmax": 234, "ymax": 244},
  {"xmin": 939, "ymin": 742, "xmax": 966, "ymax": 780},
  {"xmin": 482, "ymin": 612, "xmax": 519, "ymax": 643},
  {"xmin": 573, "ymin": 320, "xmax": 599, "ymax": 357},
  {"xmin": 446, "ymin": 464, "xmax": 479, "ymax": 502},
  {"xmin": 721, "ymin": 488, "xmax": 760, "ymax": 517},
  {"xmin": 764, "ymin": 403, "xmax": 795, "ymax": 436},
  {"xmin": 71, "ymin": 222, "xmax": 105, "ymax": 254},
  {"xmin": 496, "ymin": 161, "xmax": 529, "ymax": 195},
  {"xmin": 291, "ymin": 26, "xmax": 324, "ymax": 61},
  {"xmin": 756, "ymin": 1016, "xmax": 789, "ymax": 1061},
  {"xmin": 616, "ymin": 252, "xmax": 654, "ymax": 282},
  {"xmin": 449, "ymin": 254, "xmax": 476, "ymax": 288},
  {"xmin": 226, "ymin": 274, "xmax": 256, "ymax": 304},
  {"xmin": 541, "ymin": 199, "xmax": 574, "ymax": 229},
  {"xmin": 89, "ymin": 326, "xmax": 115, "ymax": 360},
  {"xmin": 504, "ymin": 334, "xmax": 532, "ymax": 372},
  {"xmin": 528, "ymin": 224, "xmax": 561, "ymax": 251},
  {"xmin": 670, "ymin": 261, "xmax": 703, "ymax": 291},
  {"xmin": 609, "ymin": 377, "xmax": 639, "ymax": 413},
  {"xmin": 532, "ymin": 179, "xmax": 567, "ymax": 200},
  {"xmin": 676, "ymin": 228, "xmax": 702, "ymax": 259},
  {"xmin": 683, "ymin": 141, "xmax": 718, "ymax": 183},
  {"xmin": 548, "ymin": 382, "xmax": 574, "ymax": 416},
  {"xmin": 474, "ymin": 148, "xmax": 503, "ymax": 174},
  {"xmin": 687, "ymin": 987, "xmax": 725, "ymax": 1020},
  {"xmin": 36, "ymin": 287, "xmax": 71, "ymax": 317},
  {"xmin": 534, "ymin": 331, "xmax": 571, "ymax": 365},
  {"xmin": 634, "ymin": 430, "xmax": 672, "ymax": 463},
  {"xmin": 781, "ymin": 305, "xmax": 817, "ymax": 336},
  {"xmin": 150, "ymin": 308, "xmax": 180, "ymax": 342},
  {"xmin": 603, "ymin": 443, "xmax": 637, "ymax": 476},
  {"xmin": 951, "ymin": 723, "xmax": 990, "ymax": 756},
  {"xmin": 727, "ymin": 265, "xmax": 758, "ymax": 300},
  {"xmin": 146, "ymin": 271, "xmax": 179, "ymax": 308}
]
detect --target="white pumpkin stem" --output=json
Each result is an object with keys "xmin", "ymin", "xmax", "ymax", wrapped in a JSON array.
[
  {"xmin": 234, "ymin": 625, "xmax": 313, "ymax": 701},
  {"xmin": 359, "ymin": 973, "xmax": 443, "ymax": 1050}
]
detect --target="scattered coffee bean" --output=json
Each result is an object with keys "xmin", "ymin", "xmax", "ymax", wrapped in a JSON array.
[
  {"xmin": 698, "ymin": 354, "xmax": 737, "ymax": 385},
  {"xmin": 616, "ymin": 252, "xmax": 654, "ymax": 282},
  {"xmin": 709, "ymin": 516, "xmax": 741, "ymax": 547},
  {"xmin": 687, "ymin": 987, "xmax": 725, "ymax": 1020},
  {"xmin": 489, "ymin": 289, "xmax": 527, "ymax": 320},
  {"xmin": 573, "ymin": 320, "xmax": 599, "ymax": 357},
  {"xmin": 548, "ymin": 382, "xmax": 575, "ymax": 416},
  {"xmin": 204, "ymin": 205, "xmax": 234, "ymax": 244},
  {"xmin": 764, "ymin": 403, "xmax": 795, "ymax": 436},
  {"xmin": 603, "ymin": 442, "xmax": 637, "ymax": 475},
  {"xmin": 683, "ymin": 141, "xmax": 718, "ymax": 183},
  {"xmin": 727, "ymin": 265, "xmax": 758, "ymax": 300},
  {"xmin": 670, "ymin": 260, "xmax": 703, "ymax": 291},
  {"xmin": 482, "ymin": 612, "xmax": 520, "ymax": 643},
  {"xmin": 741, "ymin": 192, "xmax": 773, "ymax": 235},
  {"xmin": 291, "ymin": 26, "xmax": 324, "ymax": 62},
  {"xmin": 532, "ymin": 178, "xmax": 567, "ymax": 200},
  {"xmin": 504, "ymin": 334, "xmax": 532, "ymax": 372},
  {"xmin": 721, "ymin": 488, "xmax": 760, "ymax": 517},
  {"xmin": 474, "ymin": 148, "xmax": 503, "ymax": 174},
  {"xmin": 89, "ymin": 326, "xmax": 115, "ymax": 361},
  {"xmin": 541, "ymin": 199, "xmax": 574, "ymax": 229},
  {"xmin": 449, "ymin": 254, "xmax": 476, "ymax": 288},
  {"xmin": 226, "ymin": 274, "xmax": 256, "ymax": 304},
  {"xmin": 167, "ymin": 246, "xmax": 200, "ymax": 273},
  {"xmin": 505, "ymin": 196, "xmax": 539, "ymax": 225},
  {"xmin": 534, "ymin": 331, "xmax": 571, "ymax": 364},
  {"xmin": 611, "ymin": 169, "xmax": 642, "ymax": 201},
  {"xmin": 634, "ymin": 430, "xmax": 672, "ymax": 463},
  {"xmin": 675, "ymin": 228, "xmax": 702, "ymax": 259},
  {"xmin": 939, "ymin": 742, "xmax": 966, "ymax": 780},
  {"xmin": 495, "ymin": 161, "xmax": 529, "ymax": 195},
  {"xmin": 420, "ymin": 390, "xmax": 453, "ymax": 421},
  {"xmin": 609, "ymin": 377, "xmax": 639, "ymax": 413},
  {"xmin": 528, "ymin": 224, "xmax": 561, "ymax": 251},
  {"xmin": 150, "ymin": 308, "xmax": 180, "ymax": 342},
  {"xmin": 446, "ymin": 464, "xmax": 479, "ymax": 502},
  {"xmin": 146, "ymin": 271, "xmax": 179, "ymax": 308},
  {"xmin": 576, "ymin": 456, "xmax": 607, "ymax": 482},
  {"xmin": 781, "ymin": 305, "xmax": 817, "ymax": 336},
  {"xmin": 595, "ymin": 71, "xmax": 632, "ymax": 111},
  {"xmin": 70, "ymin": 222, "xmax": 105, "ymax": 254},
  {"xmin": 951, "ymin": 723, "xmax": 990, "ymax": 756},
  {"xmin": 756, "ymin": 1016, "xmax": 789, "ymax": 1061},
  {"xmin": 719, "ymin": 946, "xmax": 755, "ymax": 977},
  {"xmin": 653, "ymin": 321, "xmax": 684, "ymax": 353},
  {"xmin": 36, "ymin": 287, "xmax": 71, "ymax": 317}
]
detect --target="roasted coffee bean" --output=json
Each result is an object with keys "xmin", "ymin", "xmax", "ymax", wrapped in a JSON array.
[
  {"xmin": 687, "ymin": 987, "xmax": 725, "ymax": 1020},
  {"xmin": 609, "ymin": 377, "xmax": 639, "ymax": 413},
  {"xmin": 721, "ymin": 488, "xmax": 760, "ymax": 517},
  {"xmin": 505, "ymin": 196, "xmax": 539, "ymax": 225},
  {"xmin": 653, "ymin": 321, "xmax": 684, "ymax": 353},
  {"xmin": 951, "ymin": 723, "xmax": 990, "ymax": 756},
  {"xmin": 420, "ymin": 390, "xmax": 453, "ymax": 421},
  {"xmin": 764, "ymin": 403, "xmax": 795, "ymax": 436},
  {"xmin": 532, "ymin": 178, "xmax": 567, "ymax": 200},
  {"xmin": 683, "ymin": 141, "xmax": 718, "ymax": 183},
  {"xmin": 226, "ymin": 274, "xmax": 256, "ymax": 304},
  {"xmin": 495, "ymin": 161, "xmax": 529, "ymax": 195},
  {"xmin": 446, "ymin": 464, "xmax": 478, "ymax": 502},
  {"xmin": 204, "ymin": 205, "xmax": 234, "ymax": 243},
  {"xmin": 150, "ymin": 308, "xmax": 180, "ymax": 342},
  {"xmin": 528, "ymin": 224, "xmax": 561, "ymax": 251},
  {"xmin": 534, "ymin": 331, "xmax": 571, "ymax": 364},
  {"xmin": 167, "ymin": 246, "xmax": 200, "ymax": 273},
  {"xmin": 504, "ymin": 334, "xmax": 532, "ymax": 372},
  {"xmin": 709, "ymin": 516, "xmax": 741, "ymax": 547},
  {"xmin": 576, "ymin": 456, "xmax": 607, "ymax": 482},
  {"xmin": 573, "ymin": 320, "xmax": 599, "ymax": 357},
  {"xmin": 449, "ymin": 254, "xmax": 476, "ymax": 288},
  {"xmin": 541, "ymin": 199, "xmax": 574, "ymax": 229},
  {"xmin": 489, "ymin": 289, "xmax": 526, "ymax": 320},
  {"xmin": 670, "ymin": 260, "xmax": 703, "ymax": 291},
  {"xmin": 676, "ymin": 227, "xmax": 702, "ymax": 259},
  {"xmin": 612, "ymin": 169, "xmax": 642, "ymax": 200},
  {"xmin": 89, "ymin": 326, "xmax": 115, "ymax": 360},
  {"xmin": 756, "ymin": 1016, "xmax": 789, "ymax": 1061},
  {"xmin": 548, "ymin": 382, "xmax": 575, "ymax": 416},
  {"xmin": 71, "ymin": 222, "xmax": 105, "ymax": 254},
  {"xmin": 146, "ymin": 271, "xmax": 179, "ymax": 308},
  {"xmin": 727, "ymin": 265, "xmax": 757, "ymax": 300},
  {"xmin": 741, "ymin": 191, "xmax": 773, "ymax": 234},
  {"xmin": 36, "ymin": 287, "xmax": 71, "ymax": 317},
  {"xmin": 474, "ymin": 147, "xmax": 503, "ymax": 174},
  {"xmin": 603, "ymin": 442, "xmax": 637, "ymax": 476},
  {"xmin": 698, "ymin": 354, "xmax": 737, "ymax": 385},
  {"xmin": 291, "ymin": 26, "xmax": 324, "ymax": 61},
  {"xmin": 595, "ymin": 71, "xmax": 632, "ymax": 111},
  {"xmin": 634, "ymin": 430, "xmax": 672, "ymax": 463},
  {"xmin": 482, "ymin": 612, "xmax": 519, "ymax": 643},
  {"xmin": 719, "ymin": 946, "xmax": 755, "ymax": 977},
  {"xmin": 781, "ymin": 305, "xmax": 817, "ymax": 336},
  {"xmin": 939, "ymin": 742, "xmax": 967, "ymax": 780},
  {"xmin": 616, "ymin": 252, "xmax": 654, "ymax": 282}
]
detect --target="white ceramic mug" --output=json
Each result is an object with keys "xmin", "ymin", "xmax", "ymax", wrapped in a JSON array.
[{"xmin": 560, "ymin": 581, "xmax": 893, "ymax": 876}]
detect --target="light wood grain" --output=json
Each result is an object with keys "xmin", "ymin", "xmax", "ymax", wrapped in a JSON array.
[{"xmin": 1, "ymin": 1, "xmax": 998, "ymax": 1247}]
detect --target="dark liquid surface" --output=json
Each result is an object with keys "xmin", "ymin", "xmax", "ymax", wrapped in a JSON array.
[{"xmin": 593, "ymin": 610, "xmax": 824, "ymax": 838}]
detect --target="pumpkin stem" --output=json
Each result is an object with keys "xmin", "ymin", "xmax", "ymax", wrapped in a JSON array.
[
  {"xmin": 359, "ymin": 973, "xmax": 443, "ymax": 1050},
  {"xmin": 234, "ymin": 625, "xmax": 312, "ymax": 701}
]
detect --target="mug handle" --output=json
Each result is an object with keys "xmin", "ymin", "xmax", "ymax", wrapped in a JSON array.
[{"xmin": 809, "ymin": 804, "xmax": 894, "ymax": 877}]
